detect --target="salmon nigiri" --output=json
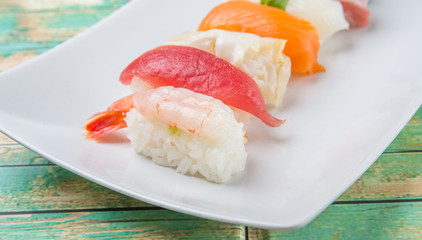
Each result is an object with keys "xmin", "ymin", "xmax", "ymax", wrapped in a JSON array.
[{"xmin": 198, "ymin": 0, "xmax": 325, "ymax": 74}]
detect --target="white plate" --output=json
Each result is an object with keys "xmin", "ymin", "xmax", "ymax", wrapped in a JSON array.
[{"xmin": 0, "ymin": 0, "xmax": 421, "ymax": 229}]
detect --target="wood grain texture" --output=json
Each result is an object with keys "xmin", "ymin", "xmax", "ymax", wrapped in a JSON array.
[
  {"xmin": 386, "ymin": 107, "xmax": 422, "ymax": 152},
  {"xmin": 0, "ymin": 145, "xmax": 50, "ymax": 165},
  {"xmin": 339, "ymin": 152, "xmax": 422, "ymax": 201},
  {"xmin": 0, "ymin": 132, "xmax": 16, "ymax": 144},
  {"xmin": 248, "ymin": 202, "xmax": 422, "ymax": 240},
  {"xmin": 0, "ymin": 209, "xmax": 245, "ymax": 239},
  {"xmin": 0, "ymin": 165, "xmax": 151, "ymax": 211},
  {"xmin": 0, "ymin": 0, "xmax": 126, "ymax": 70}
]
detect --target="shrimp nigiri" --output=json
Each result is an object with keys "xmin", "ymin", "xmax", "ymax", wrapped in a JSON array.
[
  {"xmin": 198, "ymin": 0, "xmax": 324, "ymax": 74},
  {"xmin": 125, "ymin": 86, "xmax": 247, "ymax": 183},
  {"xmin": 85, "ymin": 87, "xmax": 248, "ymax": 183}
]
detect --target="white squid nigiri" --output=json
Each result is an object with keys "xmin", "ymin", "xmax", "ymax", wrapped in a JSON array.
[
  {"xmin": 286, "ymin": 0, "xmax": 349, "ymax": 43},
  {"xmin": 243, "ymin": 0, "xmax": 350, "ymax": 43}
]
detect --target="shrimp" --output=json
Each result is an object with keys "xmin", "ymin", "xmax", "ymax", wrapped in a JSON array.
[
  {"xmin": 125, "ymin": 86, "xmax": 247, "ymax": 183},
  {"xmin": 84, "ymin": 87, "xmax": 246, "ymax": 140},
  {"xmin": 84, "ymin": 94, "xmax": 134, "ymax": 140},
  {"xmin": 133, "ymin": 86, "xmax": 242, "ymax": 139}
]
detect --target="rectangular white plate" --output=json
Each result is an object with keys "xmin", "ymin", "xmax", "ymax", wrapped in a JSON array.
[{"xmin": 0, "ymin": 0, "xmax": 421, "ymax": 229}]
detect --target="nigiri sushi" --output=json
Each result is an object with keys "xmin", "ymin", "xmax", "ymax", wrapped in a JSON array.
[
  {"xmin": 120, "ymin": 45, "xmax": 284, "ymax": 127},
  {"xmin": 126, "ymin": 87, "xmax": 247, "ymax": 183},
  {"xmin": 198, "ymin": 0, "xmax": 324, "ymax": 74},
  {"xmin": 167, "ymin": 29, "xmax": 291, "ymax": 108},
  {"xmin": 241, "ymin": 0, "xmax": 349, "ymax": 43},
  {"xmin": 247, "ymin": 0, "xmax": 369, "ymax": 29},
  {"xmin": 285, "ymin": 0, "xmax": 349, "ymax": 43}
]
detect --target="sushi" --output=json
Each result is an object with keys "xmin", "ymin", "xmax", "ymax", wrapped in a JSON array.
[
  {"xmin": 167, "ymin": 29, "xmax": 291, "ymax": 108},
  {"xmin": 120, "ymin": 45, "xmax": 284, "ymax": 127},
  {"xmin": 85, "ymin": 45, "xmax": 284, "ymax": 183},
  {"xmin": 285, "ymin": 0, "xmax": 349, "ymax": 43},
  {"xmin": 198, "ymin": 0, "xmax": 324, "ymax": 74},
  {"xmin": 247, "ymin": 0, "xmax": 369, "ymax": 30},
  {"xmin": 239, "ymin": 0, "xmax": 350, "ymax": 43},
  {"xmin": 126, "ymin": 87, "xmax": 247, "ymax": 183}
]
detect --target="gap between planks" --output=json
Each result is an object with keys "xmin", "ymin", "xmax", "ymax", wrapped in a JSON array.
[
  {"xmin": 2, "ymin": 198, "xmax": 422, "ymax": 217},
  {"xmin": 0, "ymin": 206, "xmax": 164, "ymax": 216}
]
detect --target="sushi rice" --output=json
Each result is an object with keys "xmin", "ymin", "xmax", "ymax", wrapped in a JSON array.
[{"xmin": 125, "ymin": 87, "xmax": 247, "ymax": 183}]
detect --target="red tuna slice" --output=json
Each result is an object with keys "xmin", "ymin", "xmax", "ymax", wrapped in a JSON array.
[{"xmin": 120, "ymin": 45, "xmax": 284, "ymax": 127}]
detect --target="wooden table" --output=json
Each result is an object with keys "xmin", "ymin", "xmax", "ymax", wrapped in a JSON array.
[{"xmin": 1, "ymin": 1, "xmax": 421, "ymax": 238}]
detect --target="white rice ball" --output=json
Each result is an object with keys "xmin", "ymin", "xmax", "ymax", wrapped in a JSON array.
[{"xmin": 125, "ymin": 108, "xmax": 247, "ymax": 183}]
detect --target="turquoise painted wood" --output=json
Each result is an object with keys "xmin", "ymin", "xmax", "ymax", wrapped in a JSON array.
[
  {"xmin": 249, "ymin": 202, "xmax": 422, "ymax": 240},
  {"xmin": 0, "ymin": 210, "xmax": 245, "ymax": 239}
]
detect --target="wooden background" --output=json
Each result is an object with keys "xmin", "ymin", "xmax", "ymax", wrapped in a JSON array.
[{"xmin": 0, "ymin": 0, "xmax": 421, "ymax": 239}]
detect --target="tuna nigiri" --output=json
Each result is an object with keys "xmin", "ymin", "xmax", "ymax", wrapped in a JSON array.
[
  {"xmin": 198, "ymin": 0, "xmax": 324, "ymax": 74},
  {"xmin": 120, "ymin": 45, "xmax": 284, "ymax": 127},
  {"xmin": 86, "ymin": 45, "xmax": 284, "ymax": 139},
  {"xmin": 167, "ymin": 29, "xmax": 291, "ymax": 108}
]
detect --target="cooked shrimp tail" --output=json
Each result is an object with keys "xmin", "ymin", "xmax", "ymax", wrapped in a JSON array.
[{"xmin": 85, "ymin": 94, "xmax": 134, "ymax": 140}]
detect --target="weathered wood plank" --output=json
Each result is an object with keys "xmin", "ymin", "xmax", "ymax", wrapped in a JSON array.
[
  {"xmin": 0, "ymin": 51, "xmax": 37, "ymax": 71},
  {"xmin": 339, "ymin": 152, "xmax": 422, "ymax": 201},
  {"xmin": 0, "ymin": 165, "xmax": 151, "ymax": 211},
  {"xmin": 386, "ymin": 106, "xmax": 422, "ymax": 152},
  {"xmin": 0, "ymin": 152, "xmax": 420, "ymax": 212},
  {"xmin": 249, "ymin": 202, "xmax": 422, "ymax": 240},
  {"xmin": 0, "ymin": 0, "xmax": 126, "ymax": 68},
  {"xmin": 0, "ymin": 145, "xmax": 49, "ymax": 165},
  {"xmin": 0, "ymin": 0, "xmax": 127, "ymax": 10},
  {"xmin": 0, "ymin": 132, "xmax": 16, "ymax": 144},
  {"xmin": 0, "ymin": 209, "xmax": 245, "ymax": 239}
]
